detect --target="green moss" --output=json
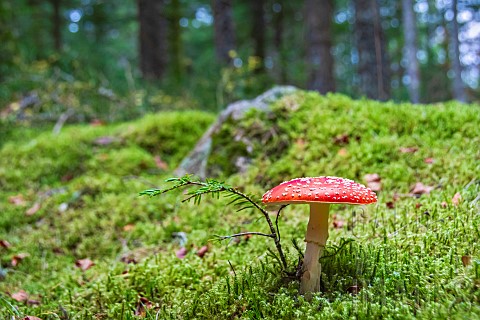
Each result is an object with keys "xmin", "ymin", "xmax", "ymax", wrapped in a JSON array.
[
  {"xmin": 0, "ymin": 111, "xmax": 214, "ymax": 191},
  {"xmin": 120, "ymin": 111, "xmax": 215, "ymax": 167},
  {"xmin": 1, "ymin": 93, "xmax": 479, "ymax": 319},
  {"xmin": 86, "ymin": 146, "xmax": 156, "ymax": 176}
]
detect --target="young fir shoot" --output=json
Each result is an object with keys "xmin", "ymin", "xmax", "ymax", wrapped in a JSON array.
[{"xmin": 140, "ymin": 175, "xmax": 288, "ymax": 270}]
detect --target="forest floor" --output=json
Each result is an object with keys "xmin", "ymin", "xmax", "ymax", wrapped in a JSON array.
[{"xmin": 0, "ymin": 91, "xmax": 479, "ymax": 319}]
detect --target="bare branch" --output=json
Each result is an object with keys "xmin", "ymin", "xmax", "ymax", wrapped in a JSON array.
[
  {"xmin": 214, "ymin": 231, "xmax": 275, "ymax": 240},
  {"xmin": 141, "ymin": 175, "xmax": 290, "ymax": 271},
  {"xmin": 275, "ymin": 205, "xmax": 288, "ymax": 242}
]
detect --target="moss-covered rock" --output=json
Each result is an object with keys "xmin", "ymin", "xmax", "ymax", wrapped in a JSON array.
[{"xmin": 209, "ymin": 91, "xmax": 480, "ymax": 191}]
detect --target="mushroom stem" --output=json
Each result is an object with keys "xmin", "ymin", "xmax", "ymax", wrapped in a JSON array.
[{"xmin": 300, "ymin": 203, "xmax": 330, "ymax": 297}]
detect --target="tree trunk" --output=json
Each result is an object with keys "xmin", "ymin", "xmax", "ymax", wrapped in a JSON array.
[
  {"xmin": 138, "ymin": 0, "xmax": 168, "ymax": 80},
  {"xmin": 169, "ymin": 0, "xmax": 183, "ymax": 82},
  {"xmin": 449, "ymin": 0, "xmax": 467, "ymax": 102},
  {"xmin": 273, "ymin": 1, "xmax": 287, "ymax": 83},
  {"xmin": 401, "ymin": 0, "xmax": 420, "ymax": 103},
  {"xmin": 305, "ymin": 0, "xmax": 335, "ymax": 94},
  {"xmin": 51, "ymin": 0, "xmax": 61, "ymax": 52},
  {"xmin": 250, "ymin": 0, "xmax": 266, "ymax": 72},
  {"xmin": 212, "ymin": 0, "xmax": 236, "ymax": 65},
  {"xmin": 354, "ymin": 0, "xmax": 391, "ymax": 100}
]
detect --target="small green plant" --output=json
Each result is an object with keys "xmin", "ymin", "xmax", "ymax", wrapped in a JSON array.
[{"xmin": 140, "ymin": 175, "xmax": 289, "ymax": 271}]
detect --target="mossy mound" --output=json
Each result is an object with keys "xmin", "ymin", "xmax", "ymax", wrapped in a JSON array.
[
  {"xmin": 210, "ymin": 92, "xmax": 479, "ymax": 191},
  {"xmin": 0, "ymin": 111, "xmax": 214, "ymax": 191},
  {"xmin": 0, "ymin": 92, "xmax": 479, "ymax": 319}
]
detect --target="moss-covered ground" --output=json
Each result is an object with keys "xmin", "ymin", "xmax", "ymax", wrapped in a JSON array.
[{"xmin": 0, "ymin": 91, "xmax": 479, "ymax": 319}]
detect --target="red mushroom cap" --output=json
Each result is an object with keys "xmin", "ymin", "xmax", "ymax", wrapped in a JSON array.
[{"xmin": 262, "ymin": 176, "xmax": 377, "ymax": 205}]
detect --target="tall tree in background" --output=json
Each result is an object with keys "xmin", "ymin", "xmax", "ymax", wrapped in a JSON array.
[
  {"xmin": 305, "ymin": 0, "xmax": 335, "ymax": 93},
  {"xmin": 50, "ymin": 0, "xmax": 62, "ymax": 52},
  {"xmin": 401, "ymin": 0, "xmax": 420, "ymax": 103},
  {"xmin": 138, "ymin": 0, "xmax": 168, "ymax": 80},
  {"xmin": 449, "ymin": 0, "xmax": 467, "ymax": 102},
  {"xmin": 354, "ymin": 0, "xmax": 391, "ymax": 100},
  {"xmin": 273, "ymin": 1, "xmax": 287, "ymax": 83},
  {"xmin": 213, "ymin": 0, "xmax": 236, "ymax": 64},
  {"xmin": 168, "ymin": 0, "xmax": 183, "ymax": 82},
  {"xmin": 250, "ymin": 0, "xmax": 266, "ymax": 72}
]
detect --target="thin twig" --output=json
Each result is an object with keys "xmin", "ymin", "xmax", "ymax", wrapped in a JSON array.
[
  {"xmin": 227, "ymin": 188, "xmax": 289, "ymax": 270},
  {"xmin": 275, "ymin": 205, "xmax": 288, "ymax": 242},
  {"xmin": 184, "ymin": 180, "xmax": 288, "ymax": 269},
  {"xmin": 215, "ymin": 231, "xmax": 275, "ymax": 240},
  {"xmin": 142, "ymin": 178, "xmax": 289, "ymax": 271}
]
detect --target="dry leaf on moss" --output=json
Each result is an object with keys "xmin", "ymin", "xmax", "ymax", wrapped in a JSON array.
[
  {"xmin": 399, "ymin": 147, "xmax": 418, "ymax": 153},
  {"xmin": 11, "ymin": 253, "xmax": 29, "ymax": 266},
  {"xmin": 75, "ymin": 258, "xmax": 94, "ymax": 271},
  {"xmin": 410, "ymin": 182, "xmax": 434, "ymax": 196},
  {"xmin": 26, "ymin": 202, "xmax": 41, "ymax": 216},
  {"xmin": 9, "ymin": 194, "xmax": 26, "ymax": 206},
  {"xmin": 11, "ymin": 290, "xmax": 28, "ymax": 302},
  {"xmin": 197, "ymin": 245, "xmax": 209, "ymax": 258},
  {"xmin": 452, "ymin": 192, "xmax": 462, "ymax": 206}
]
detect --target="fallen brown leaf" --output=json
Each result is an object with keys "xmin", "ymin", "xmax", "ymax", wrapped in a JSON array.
[
  {"xmin": 424, "ymin": 157, "xmax": 435, "ymax": 164},
  {"xmin": 462, "ymin": 255, "xmax": 471, "ymax": 267},
  {"xmin": 364, "ymin": 173, "xmax": 382, "ymax": 192},
  {"xmin": 75, "ymin": 258, "xmax": 94, "ymax": 271},
  {"xmin": 386, "ymin": 201, "xmax": 395, "ymax": 209},
  {"xmin": 0, "ymin": 240, "xmax": 11, "ymax": 249},
  {"xmin": 27, "ymin": 299, "xmax": 41, "ymax": 305},
  {"xmin": 9, "ymin": 194, "xmax": 26, "ymax": 206},
  {"xmin": 410, "ymin": 182, "xmax": 434, "ymax": 196},
  {"xmin": 451, "ymin": 192, "xmax": 462, "ymax": 206},
  {"xmin": 367, "ymin": 181, "xmax": 382, "ymax": 192},
  {"xmin": 176, "ymin": 247, "xmax": 188, "ymax": 259},
  {"xmin": 11, "ymin": 253, "xmax": 29, "ymax": 266},
  {"xmin": 399, "ymin": 147, "xmax": 418, "ymax": 153},
  {"xmin": 135, "ymin": 297, "xmax": 153, "ymax": 317},
  {"xmin": 364, "ymin": 173, "xmax": 381, "ymax": 182},
  {"xmin": 415, "ymin": 203, "xmax": 422, "ymax": 209},
  {"xmin": 26, "ymin": 202, "xmax": 41, "ymax": 216},
  {"xmin": 120, "ymin": 255, "xmax": 137, "ymax": 265},
  {"xmin": 197, "ymin": 245, "xmax": 209, "ymax": 258},
  {"xmin": 154, "ymin": 155, "xmax": 169, "ymax": 170},
  {"xmin": 11, "ymin": 290, "xmax": 28, "ymax": 302},
  {"xmin": 333, "ymin": 134, "xmax": 349, "ymax": 145}
]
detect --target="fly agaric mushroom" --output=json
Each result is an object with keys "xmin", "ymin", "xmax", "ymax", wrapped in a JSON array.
[{"xmin": 262, "ymin": 176, "xmax": 377, "ymax": 296}]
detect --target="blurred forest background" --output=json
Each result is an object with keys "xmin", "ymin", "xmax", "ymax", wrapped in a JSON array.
[{"xmin": 0, "ymin": 0, "xmax": 479, "ymax": 124}]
